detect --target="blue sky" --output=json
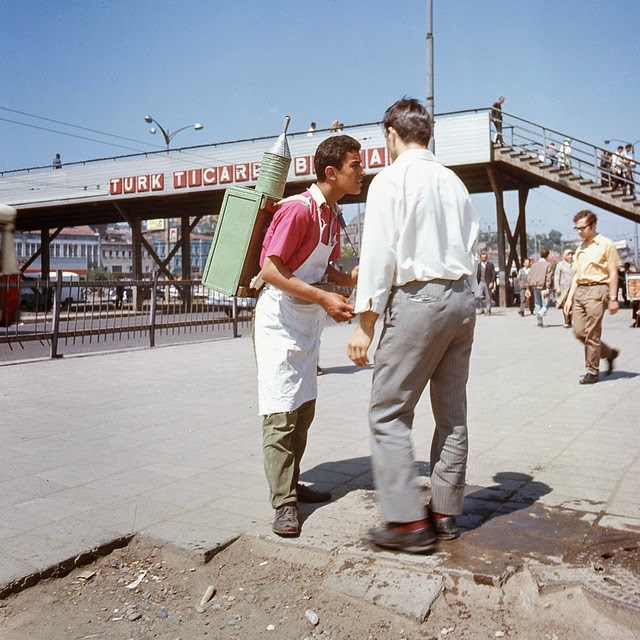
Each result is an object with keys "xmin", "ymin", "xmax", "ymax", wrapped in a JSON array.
[{"xmin": 2, "ymin": 0, "xmax": 639, "ymax": 245}]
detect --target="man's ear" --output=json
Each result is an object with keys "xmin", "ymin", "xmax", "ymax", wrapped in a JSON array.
[{"xmin": 324, "ymin": 165, "xmax": 338, "ymax": 182}]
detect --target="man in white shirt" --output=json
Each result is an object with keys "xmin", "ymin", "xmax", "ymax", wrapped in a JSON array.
[
  {"xmin": 347, "ymin": 98, "xmax": 479, "ymax": 553},
  {"xmin": 622, "ymin": 143, "xmax": 635, "ymax": 197}
]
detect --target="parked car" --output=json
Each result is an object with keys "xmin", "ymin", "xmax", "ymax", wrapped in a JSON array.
[{"xmin": 206, "ymin": 289, "xmax": 256, "ymax": 317}]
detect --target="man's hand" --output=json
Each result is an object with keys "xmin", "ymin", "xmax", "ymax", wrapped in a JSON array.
[
  {"xmin": 564, "ymin": 299, "xmax": 573, "ymax": 315},
  {"xmin": 347, "ymin": 311, "xmax": 378, "ymax": 367},
  {"xmin": 321, "ymin": 292, "xmax": 355, "ymax": 323},
  {"xmin": 348, "ymin": 325, "xmax": 373, "ymax": 367}
]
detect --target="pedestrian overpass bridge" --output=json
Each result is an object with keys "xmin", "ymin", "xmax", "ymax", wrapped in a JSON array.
[{"xmin": 2, "ymin": 108, "xmax": 638, "ymax": 301}]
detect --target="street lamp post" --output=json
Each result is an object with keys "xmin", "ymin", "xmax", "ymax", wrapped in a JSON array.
[
  {"xmin": 144, "ymin": 115, "xmax": 203, "ymax": 151},
  {"xmin": 143, "ymin": 115, "xmax": 203, "ymax": 275}
]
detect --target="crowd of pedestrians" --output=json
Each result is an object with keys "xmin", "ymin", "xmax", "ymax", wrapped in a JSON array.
[{"xmin": 479, "ymin": 241, "xmax": 637, "ymax": 336}]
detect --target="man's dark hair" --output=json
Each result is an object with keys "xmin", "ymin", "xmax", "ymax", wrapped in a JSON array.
[
  {"xmin": 314, "ymin": 135, "xmax": 361, "ymax": 181},
  {"xmin": 574, "ymin": 209, "xmax": 597, "ymax": 227},
  {"xmin": 540, "ymin": 248, "xmax": 550, "ymax": 259},
  {"xmin": 383, "ymin": 97, "xmax": 432, "ymax": 147}
]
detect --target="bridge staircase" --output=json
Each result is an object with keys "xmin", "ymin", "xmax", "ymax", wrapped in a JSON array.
[
  {"xmin": 453, "ymin": 110, "xmax": 640, "ymax": 304},
  {"xmin": 492, "ymin": 112, "xmax": 639, "ymax": 224}
]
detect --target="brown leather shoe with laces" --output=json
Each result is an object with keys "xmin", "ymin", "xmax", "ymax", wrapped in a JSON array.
[
  {"xmin": 272, "ymin": 504, "xmax": 299, "ymax": 537},
  {"xmin": 368, "ymin": 521, "xmax": 437, "ymax": 554},
  {"xmin": 605, "ymin": 349, "xmax": 619, "ymax": 376},
  {"xmin": 579, "ymin": 372, "xmax": 599, "ymax": 385},
  {"xmin": 432, "ymin": 515, "xmax": 458, "ymax": 540}
]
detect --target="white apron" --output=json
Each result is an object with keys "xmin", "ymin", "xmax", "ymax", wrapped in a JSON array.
[{"xmin": 255, "ymin": 200, "xmax": 338, "ymax": 415}]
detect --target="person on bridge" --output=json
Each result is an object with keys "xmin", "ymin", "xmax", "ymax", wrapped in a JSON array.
[
  {"xmin": 622, "ymin": 144, "xmax": 636, "ymax": 198},
  {"xmin": 52, "ymin": 153, "xmax": 62, "ymax": 169},
  {"xmin": 546, "ymin": 142, "xmax": 558, "ymax": 167},
  {"xmin": 564, "ymin": 210, "xmax": 621, "ymax": 385},
  {"xmin": 348, "ymin": 97, "xmax": 479, "ymax": 554},
  {"xmin": 611, "ymin": 145, "xmax": 625, "ymax": 191},
  {"xmin": 559, "ymin": 139, "xmax": 573, "ymax": 170},
  {"xmin": 254, "ymin": 134, "xmax": 363, "ymax": 537},
  {"xmin": 491, "ymin": 96, "xmax": 505, "ymax": 145},
  {"xmin": 599, "ymin": 150, "xmax": 612, "ymax": 188}
]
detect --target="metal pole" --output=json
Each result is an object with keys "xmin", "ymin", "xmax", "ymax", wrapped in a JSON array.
[
  {"xmin": 426, "ymin": 0, "xmax": 435, "ymax": 152},
  {"xmin": 635, "ymin": 223, "xmax": 639, "ymax": 269},
  {"xmin": 51, "ymin": 270, "xmax": 63, "ymax": 359}
]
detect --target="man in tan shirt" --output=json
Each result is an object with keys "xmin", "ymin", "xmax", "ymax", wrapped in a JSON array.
[{"xmin": 564, "ymin": 210, "xmax": 621, "ymax": 384}]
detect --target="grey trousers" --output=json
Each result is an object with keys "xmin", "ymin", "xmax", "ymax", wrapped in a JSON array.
[
  {"xmin": 369, "ymin": 278, "xmax": 476, "ymax": 522},
  {"xmin": 477, "ymin": 281, "xmax": 492, "ymax": 312}
]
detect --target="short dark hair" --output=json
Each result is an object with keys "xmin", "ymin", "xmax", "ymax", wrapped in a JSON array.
[
  {"xmin": 540, "ymin": 248, "xmax": 549, "ymax": 259},
  {"xmin": 314, "ymin": 135, "xmax": 361, "ymax": 181},
  {"xmin": 383, "ymin": 97, "xmax": 432, "ymax": 147},
  {"xmin": 574, "ymin": 209, "xmax": 597, "ymax": 227}
]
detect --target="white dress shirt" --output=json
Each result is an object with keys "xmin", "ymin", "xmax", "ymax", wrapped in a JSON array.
[{"xmin": 355, "ymin": 148, "xmax": 479, "ymax": 315}]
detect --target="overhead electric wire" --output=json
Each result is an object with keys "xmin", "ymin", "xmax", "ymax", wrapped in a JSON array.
[
  {"xmin": 0, "ymin": 106, "xmax": 227, "ymax": 168},
  {"xmin": 0, "ymin": 116, "xmax": 148, "ymax": 153},
  {"xmin": 0, "ymin": 105, "xmax": 160, "ymax": 150}
]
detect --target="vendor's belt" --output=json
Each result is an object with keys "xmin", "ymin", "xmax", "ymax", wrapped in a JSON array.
[{"xmin": 577, "ymin": 281, "xmax": 607, "ymax": 286}]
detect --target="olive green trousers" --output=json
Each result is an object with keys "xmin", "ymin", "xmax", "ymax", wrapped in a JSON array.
[{"xmin": 262, "ymin": 399, "xmax": 316, "ymax": 509}]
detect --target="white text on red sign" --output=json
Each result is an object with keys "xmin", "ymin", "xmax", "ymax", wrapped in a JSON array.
[{"xmin": 109, "ymin": 148, "xmax": 387, "ymax": 196}]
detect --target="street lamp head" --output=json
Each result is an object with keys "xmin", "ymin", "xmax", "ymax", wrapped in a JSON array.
[
  {"xmin": 604, "ymin": 137, "xmax": 640, "ymax": 147},
  {"xmin": 149, "ymin": 127, "xmax": 157, "ymax": 135},
  {"xmin": 194, "ymin": 123, "xmax": 203, "ymax": 131},
  {"xmin": 144, "ymin": 115, "xmax": 154, "ymax": 124}
]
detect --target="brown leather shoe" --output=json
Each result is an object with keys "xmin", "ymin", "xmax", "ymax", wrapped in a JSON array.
[
  {"xmin": 432, "ymin": 515, "xmax": 458, "ymax": 540},
  {"xmin": 368, "ymin": 522, "xmax": 437, "ymax": 554},
  {"xmin": 605, "ymin": 349, "xmax": 619, "ymax": 376},
  {"xmin": 272, "ymin": 504, "xmax": 299, "ymax": 537}
]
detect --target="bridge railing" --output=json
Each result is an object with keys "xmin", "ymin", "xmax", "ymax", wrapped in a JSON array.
[
  {"xmin": 0, "ymin": 275, "xmax": 255, "ymax": 361},
  {"xmin": 498, "ymin": 110, "xmax": 637, "ymax": 195}
]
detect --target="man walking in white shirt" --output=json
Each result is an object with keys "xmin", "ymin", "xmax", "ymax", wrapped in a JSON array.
[{"xmin": 347, "ymin": 98, "xmax": 479, "ymax": 553}]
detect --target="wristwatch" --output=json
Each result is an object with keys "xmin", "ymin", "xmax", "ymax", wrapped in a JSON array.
[{"xmin": 609, "ymin": 297, "xmax": 617, "ymax": 301}]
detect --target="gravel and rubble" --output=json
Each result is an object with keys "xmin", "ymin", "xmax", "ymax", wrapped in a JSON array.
[{"xmin": 1, "ymin": 533, "xmax": 638, "ymax": 640}]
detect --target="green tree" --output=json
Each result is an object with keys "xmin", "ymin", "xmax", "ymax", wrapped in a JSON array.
[
  {"xmin": 88, "ymin": 266, "xmax": 109, "ymax": 281},
  {"xmin": 527, "ymin": 228, "xmax": 563, "ymax": 256}
]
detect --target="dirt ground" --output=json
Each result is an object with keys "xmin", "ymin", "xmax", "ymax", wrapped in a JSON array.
[{"xmin": 1, "ymin": 535, "xmax": 639, "ymax": 640}]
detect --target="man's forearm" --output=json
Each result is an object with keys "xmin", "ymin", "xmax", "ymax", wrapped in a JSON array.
[{"xmin": 358, "ymin": 310, "xmax": 379, "ymax": 336}]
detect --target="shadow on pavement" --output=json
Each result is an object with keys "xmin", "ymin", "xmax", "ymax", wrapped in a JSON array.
[
  {"xmin": 461, "ymin": 471, "xmax": 552, "ymax": 532},
  {"xmin": 301, "ymin": 462, "xmax": 553, "ymax": 539}
]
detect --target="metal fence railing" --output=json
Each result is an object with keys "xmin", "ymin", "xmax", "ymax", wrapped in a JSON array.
[
  {"xmin": 0, "ymin": 274, "xmax": 255, "ymax": 361},
  {"xmin": 497, "ymin": 110, "xmax": 638, "ymax": 196}
]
